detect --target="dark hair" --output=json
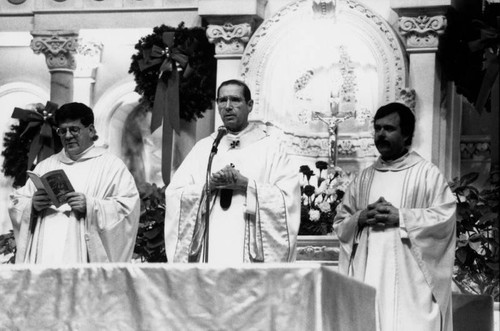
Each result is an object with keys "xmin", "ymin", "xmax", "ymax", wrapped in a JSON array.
[
  {"xmin": 374, "ymin": 102, "xmax": 415, "ymax": 146},
  {"xmin": 217, "ymin": 79, "xmax": 252, "ymax": 102},
  {"xmin": 56, "ymin": 102, "xmax": 98, "ymax": 141},
  {"xmin": 56, "ymin": 102, "xmax": 94, "ymax": 126}
]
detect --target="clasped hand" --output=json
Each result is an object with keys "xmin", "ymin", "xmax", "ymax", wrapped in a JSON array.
[
  {"xmin": 359, "ymin": 197, "xmax": 399, "ymax": 228},
  {"xmin": 32, "ymin": 189, "xmax": 87, "ymax": 215},
  {"xmin": 210, "ymin": 164, "xmax": 248, "ymax": 191}
]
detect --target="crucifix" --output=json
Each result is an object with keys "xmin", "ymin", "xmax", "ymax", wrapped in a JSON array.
[{"xmin": 312, "ymin": 92, "xmax": 355, "ymax": 168}]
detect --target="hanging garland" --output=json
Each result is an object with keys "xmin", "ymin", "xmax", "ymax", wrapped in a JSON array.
[{"xmin": 128, "ymin": 22, "xmax": 217, "ymax": 123}]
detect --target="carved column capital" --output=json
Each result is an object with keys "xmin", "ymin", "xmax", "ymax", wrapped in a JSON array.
[
  {"xmin": 30, "ymin": 31, "xmax": 79, "ymax": 72},
  {"xmin": 75, "ymin": 39, "xmax": 103, "ymax": 78},
  {"xmin": 398, "ymin": 15, "xmax": 447, "ymax": 51},
  {"xmin": 206, "ymin": 23, "xmax": 252, "ymax": 55}
]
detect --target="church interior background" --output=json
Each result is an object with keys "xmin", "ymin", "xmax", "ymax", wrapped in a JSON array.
[{"xmin": 0, "ymin": 0, "xmax": 498, "ymax": 328}]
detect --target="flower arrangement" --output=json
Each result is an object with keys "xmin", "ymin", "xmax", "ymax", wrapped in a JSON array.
[
  {"xmin": 298, "ymin": 161, "xmax": 352, "ymax": 235},
  {"xmin": 450, "ymin": 171, "xmax": 499, "ymax": 301},
  {"xmin": 0, "ymin": 231, "xmax": 15, "ymax": 264},
  {"xmin": 133, "ymin": 182, "xmax": 168, "ymax": 262}
]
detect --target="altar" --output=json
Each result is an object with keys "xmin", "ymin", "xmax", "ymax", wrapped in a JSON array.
[{"xmin": 0, "ymin": 263, "xmax": 375, "ymax": 330}]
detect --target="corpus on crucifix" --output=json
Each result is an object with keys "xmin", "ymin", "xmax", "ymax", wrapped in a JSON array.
[{"xmin": 312, "ymin": 91, "xmax": 355, "ymax": 168}]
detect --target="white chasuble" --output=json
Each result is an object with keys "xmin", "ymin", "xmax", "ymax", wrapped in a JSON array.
[
  {"xmin": 164, "ymin": 122, "xmax": 301, "ymax": 263},
  {"xmin": 9, "ymin": 146, "xmax": 140, "ymax": 264},
  {"xmin": 334, "ymin": 152, "xmax": 456, "ymax": 331}
]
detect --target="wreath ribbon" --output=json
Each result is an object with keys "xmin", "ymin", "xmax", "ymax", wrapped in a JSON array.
[
  {"xmin": 138, "ymin": 32, "xmax": 193, "ymax": 133},
  {"xmin": 11, "ymin": 101, "xmax": 59, "ymax": 170},
  {"xmin": 138, "ymin": 31, "xmax": 194, "ymax": 185}
]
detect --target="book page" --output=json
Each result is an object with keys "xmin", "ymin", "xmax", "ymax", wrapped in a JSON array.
[
  {"xmin": 26, "ymin": 171, "xmax": 46, "ymax": 191},
  {"xmin": 43, "ymin": 170, "xmax": 74, "ymax": 206}
]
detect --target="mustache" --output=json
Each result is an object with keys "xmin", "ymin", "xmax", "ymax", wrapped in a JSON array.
[{"xmin": 375, "ymin": 138, "xmax": 390, "ymax": 145}]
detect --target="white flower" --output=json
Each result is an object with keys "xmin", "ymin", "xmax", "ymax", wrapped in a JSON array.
[
  {"xmin": 309, "ymin": 209, "xmax": 321, "ymax": 222},
  {"xmin": 316, "ymin": 180, "xmax": 328, "ymax": 195},
  {"xmin": 318, "ymin": 201, "xmax": 331, "ymax": 213}
]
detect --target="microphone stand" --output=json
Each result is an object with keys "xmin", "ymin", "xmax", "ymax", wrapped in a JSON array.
[{"xmin": 202, "ymin": 147, "xmax": 218, "ymax": 263}]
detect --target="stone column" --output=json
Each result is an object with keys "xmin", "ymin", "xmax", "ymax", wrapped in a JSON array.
[
  {"xmin": 74, "ymin": 39, "xmax": 103, "ymax": 106},
  {"xmin": 30, "ymin": 31, "xmax": 78, "ymax": 106}
]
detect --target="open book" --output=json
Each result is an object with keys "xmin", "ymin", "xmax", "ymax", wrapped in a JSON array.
[{"xmin": 27, "ymin": 169, "xmax": 75, "ymax": 207}]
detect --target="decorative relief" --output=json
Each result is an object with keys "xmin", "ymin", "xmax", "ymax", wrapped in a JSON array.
[
  {"xmin": 241, "ymin": 0, "xmax": 305, "ymax": 79},
  {"xmin": 30, "ymin": 31, "xmax": 79, "ymax": 71},
  {"xmin": 74, "ymin": 39, "xmax": 103, "ymax": 77},
  {"xmin": 344, "ymin": 0, "xmax": 406, "ymax": 101},
  {"xmin": 398, "ymin": 15, "xmax": 447, "ymax": 49},
  {"xmin": 283, "ymin": 131, "xmax": 376, "ymax": 158},
  {"xmin": 206, "ymin": 23, "xmax": 252, "ymax": 55},
  {"xmin": 397, "ymin": 88, "xmax": 416, "ymax": 112},
  {"xmin": 312, "ymin": 0, "xmax": 336, "ymax": 19},
  {"xmin": 460, "ymin": 136, "xmax": 491, "ymax": 160}
]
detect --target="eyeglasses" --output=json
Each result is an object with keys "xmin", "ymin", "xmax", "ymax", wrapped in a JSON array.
[
  {"xmin": 216, "ymin": 96, "xmax": 244, "ymax": 107},
  {"xmin": 55, "ymin": 126, "xmax": 86, "ymax": 137}
]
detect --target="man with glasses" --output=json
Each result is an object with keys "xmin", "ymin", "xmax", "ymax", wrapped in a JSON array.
[
  {"xmin": 9, "ymin": 102, "xmax": 140, "ymax": 263},
  {"xmin": 164, "ymin": 79, "xmax": 300, "ymax": 263}
]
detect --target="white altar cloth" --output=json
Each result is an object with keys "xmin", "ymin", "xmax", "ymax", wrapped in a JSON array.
[{"xmin": 0, "ymin": 263, "xmax": 375, "ymax": 331}]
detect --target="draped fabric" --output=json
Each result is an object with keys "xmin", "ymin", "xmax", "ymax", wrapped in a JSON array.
[
  {"xmin": 8, "ymin": 146, "xmax": 140, "ymax": 263},
  {"xmin": 333, "ymin": 151, "xmax": 456, "ymax": 331},
  {"xmin": 0, "ymin": 263, "xmax": 376, "ymax": 331},
  {"xmin": 164, "ymin": 122, "xmax": 300, "ymax": 263}
]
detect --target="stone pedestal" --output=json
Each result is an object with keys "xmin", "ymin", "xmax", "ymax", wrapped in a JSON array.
[{"xmin": 30, "ymin": 31, "xmax": 78, "ymax": 106}]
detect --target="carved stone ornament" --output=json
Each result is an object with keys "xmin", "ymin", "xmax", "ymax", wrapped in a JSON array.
[
  {"xmin": 74, "ymin": 39, "xmax": 103, "ymax": 77},
  {"xmin": 396, "ymin": 87, "xmax": 416, "ymax": 112},
  {"xmin": 460, "ymin": 136, "xmax": 491, "ymax": 160},
  {"xmin": 30, "ymin": 31, "xmax": 79, "ymax": 71},
  {"xmin": 206, "ymin": 23, "xmax": 252, "ymax": 55},
  {"xmin": 283, "ymin": 131, "xmax": 376, "ymax": 158},
  {"xmin": 312, "ymin": 0, "xmax": 337, "ymax": 19},
  {"xmin": 398, "ymin": 15, "xmax": 447, "ymax": 49}
]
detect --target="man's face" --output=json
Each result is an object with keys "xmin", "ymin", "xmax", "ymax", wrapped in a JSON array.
[
  {"xmin": 58, "ymin": 119, "xmax": 95, "ymax": 159},
  {"xmin": 217, "ymin": 84, "xmax": 253, "ymax": 133},
  {"xmin": 374, "ymin": 112, "xmax": 409, "ymax": 161}
]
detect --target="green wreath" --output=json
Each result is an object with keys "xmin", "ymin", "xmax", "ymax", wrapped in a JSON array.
[
  {"xmin": 128, "ymin": 22, "xmax": 216, "ymax": 122},
  {"xmin": 2, "ymin": 103, "xmax": 62, "ymax": 188}
]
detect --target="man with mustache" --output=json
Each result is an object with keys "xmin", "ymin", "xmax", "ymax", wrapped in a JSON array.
[
  {"xmin": 164, "ymin": 79, "xmax": 300, "ymax": 263},
  {"xmin": 334, "ymin": 102, "xmax": 456, "ymax": 331},
  {"xmin": 9, "ymin": 102, "xmax": 140, "ymax": 263}
]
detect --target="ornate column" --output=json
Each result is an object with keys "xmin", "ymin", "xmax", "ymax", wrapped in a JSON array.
[
  {"xmin": 30, "ymin": 31, "xmax": 79, "ymax": 106},
  {"xmin": 392, "ymin": 2, "xmax": 456, "ymax": 178}
]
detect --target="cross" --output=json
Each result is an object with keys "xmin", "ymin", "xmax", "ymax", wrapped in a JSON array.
[{"xmin": 230, "ymin": 140, "xmax": 240, "ymax": 149}]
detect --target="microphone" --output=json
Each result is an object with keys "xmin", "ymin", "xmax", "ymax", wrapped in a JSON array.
[{"xmin": 211, "ymin": 126, "xmax": 227, "ymax": 154}]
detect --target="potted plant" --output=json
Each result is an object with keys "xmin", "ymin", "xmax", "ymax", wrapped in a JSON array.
[{"xmin": 450, "ymin": 171, "xmax": 499, "ymax": 302}]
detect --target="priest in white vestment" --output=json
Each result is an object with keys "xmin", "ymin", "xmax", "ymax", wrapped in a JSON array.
[
  {"xmin": 164, "ymin": 80, "xmax": 300, "ymax": 263},
  {"xmin": 9, "ymin": 103, "xmax": 140, "ymax": 263},
  {"xmin": 334, "ymin": 103, "xmax": 456, "ymax": 331}
]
